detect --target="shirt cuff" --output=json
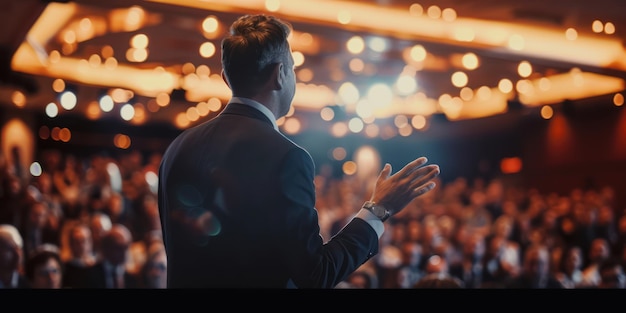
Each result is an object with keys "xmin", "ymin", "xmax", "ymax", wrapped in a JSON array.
[{"xmin": 355, "ymin": 208, "xmax": 385, "ymax": 239}]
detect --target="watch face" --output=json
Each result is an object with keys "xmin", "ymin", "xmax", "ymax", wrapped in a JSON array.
[{"xmin": 373, "ymin": 206, "xmax": 385, "ymax": 217}]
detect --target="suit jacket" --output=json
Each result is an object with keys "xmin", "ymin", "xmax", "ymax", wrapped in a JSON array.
[{"xmin": 158, "ymin": 102, "xmax": 379, "ymax": 288}]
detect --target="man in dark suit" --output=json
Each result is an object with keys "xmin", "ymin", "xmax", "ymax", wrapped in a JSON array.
[{"xmin": 157, "ymin": 14, "xmax": 440, "ymax": 288}]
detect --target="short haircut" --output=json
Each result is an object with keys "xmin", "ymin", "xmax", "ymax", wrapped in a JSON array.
[{"xmin": 221, "ymin": 14, "xmax": 292, "ymax": 97}]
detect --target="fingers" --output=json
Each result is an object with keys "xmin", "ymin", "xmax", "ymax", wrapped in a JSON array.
[
  {"xmin": 408, "ymin": 164, "xmax": 440, "ymax": 189},
  {"xmin": 376, "ymin": 163, "xmax": 392, "ymax": 184},
  {"xmin": 413, "ymin": 181, "xmax": 437, "ymax": 197},
  {"xmin": 409, "ymin": 165, "xmax": 440, "ymax": 194},
  {"xmin": 399, "ymin": 157, "xmax": 428, "ymax": 175}
]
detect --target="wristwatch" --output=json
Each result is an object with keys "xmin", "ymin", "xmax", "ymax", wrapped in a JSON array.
[{"xmin": 362, "ymin": 201, "xmax": 390, "ymax": 222}]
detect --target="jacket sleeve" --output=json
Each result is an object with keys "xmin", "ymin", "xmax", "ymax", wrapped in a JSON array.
[{"xmin": 279, "ymin": 147, "xmax": 379, "ymax": 288}]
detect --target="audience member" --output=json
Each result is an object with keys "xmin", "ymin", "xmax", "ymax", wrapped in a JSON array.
[
  {"xmin": 61, "ymin": 222, "xmax": 96, "ymax": 288},
  {"xmin": 138, "ymin": 240, "xmax": 167, "ymax": 288},
  {"xmin": 597, "ymin": 258, "xmax": 626, "ymax": 289},
  {"xmin": 448, "ymin": 231, "xmax": 486, "ymax": 288},
  {"xmin": 554, "ymin": 245, "xmax": 584, "ymax": 288},
  {"xmin": 504, "ymin": 243, "xmax": 565, "ymax": 288},
  {"xmin": 76, "ymin": 223, "xmax": 139, "ymax": 288},
  {"xmin": 24, "ymin": 243, "xmax": 63, "ymax": 289},
  {"xmin": 0, "ymin": 224, "xmax": 30, "ymax": 288},
  {"xmin": 579, "ymin": 237, "xmax": 611, "ymax": 288}
]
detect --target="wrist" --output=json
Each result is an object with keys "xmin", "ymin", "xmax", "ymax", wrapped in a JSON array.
[{"xmin": 362, "ymin": 201, "xmax": 390, "ymax": 222}]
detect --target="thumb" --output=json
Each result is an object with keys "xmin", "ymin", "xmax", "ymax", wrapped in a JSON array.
[{"xmin": 376, "ymin": 163, "xmax": 392, "ymax": 184}]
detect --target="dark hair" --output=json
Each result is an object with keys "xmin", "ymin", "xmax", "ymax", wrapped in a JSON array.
[
  {"xmin": 221, "ymin": 14, "xmax": 292, "ymax": 97},
  {"xmin": 24, "ymin": 244, "xmax": 63, "ymax": 281}
]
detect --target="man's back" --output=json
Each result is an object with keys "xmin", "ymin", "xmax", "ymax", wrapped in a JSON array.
[{"xmin": 158, "ymin": 103, "xmax": 319, "ymax": 287}]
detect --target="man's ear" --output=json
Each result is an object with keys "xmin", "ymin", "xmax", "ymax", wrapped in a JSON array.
[{"xmin": 271, "ymin": 62, "xmax": 284, "ymax": 90}]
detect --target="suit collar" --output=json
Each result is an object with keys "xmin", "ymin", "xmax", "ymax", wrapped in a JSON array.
[{"xmin": 223, "ymin": 98, "xmax": 279, "ymax": 131}]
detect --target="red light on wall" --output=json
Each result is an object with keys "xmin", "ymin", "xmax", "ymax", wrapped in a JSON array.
[{"xmin": 501, "ymin": 157, "xmax": 522, "ymax": 174}]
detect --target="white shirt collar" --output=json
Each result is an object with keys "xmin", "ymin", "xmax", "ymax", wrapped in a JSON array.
[{"xmin": 229, "ymin": 96, "xmax": 279, "ymax": 131}]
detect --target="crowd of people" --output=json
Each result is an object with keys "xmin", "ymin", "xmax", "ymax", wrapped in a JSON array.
[{"xmin": 0, "ymin": 147, "xmax": 624, "ymax": 288}]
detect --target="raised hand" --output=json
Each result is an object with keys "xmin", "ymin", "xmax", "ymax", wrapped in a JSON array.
[{"xmin": 369, "ymin": 157, "xmax": 440, "ymax": 217}]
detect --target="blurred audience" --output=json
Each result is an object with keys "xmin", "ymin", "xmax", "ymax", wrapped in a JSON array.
[{"xmin": 1, "ymin": 147, "xmax": 624, "ymax": 288}]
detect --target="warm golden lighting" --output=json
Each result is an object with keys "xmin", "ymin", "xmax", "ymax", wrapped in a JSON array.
[
  {"xmin": 7, "ymin": 0, "xmax": 626, "ymax": 130},
  {"xmin": 441, "ymin": 8, "xmax": 457, "ymax": 22},
  {"xmin": 264, "ymin": 0, "xmax": 280, "ymax": 12},
  {"xmin": 194, "ymin": 101, "xmax": 207, "ymax": 117},
  {"xmin": 320, "ymin": 107, "xmax": 334, "ymax": 121},
  {"xmin": 498, "ymin": 78, "xmax": 513, "ymax": 93},
  {"xmin": 337, "ymin": 10, "xmax": 351, "ymax": 25},
  {"xmin": 500, "ymin": 157, "xmax": 522, "ymax": 174},
  {"xmin": 39, "ymin": 126, "xmax": 50, "ymax": 139},
  {"xmin": 11, "ymin": 91, "xmax": 26, "ymax": 108},
  {"xmin": 426, "ymin": 5, "xmax": 442, "ymax": 19},
  {"xmin": 175, "ymin": 112, "xmax": 190, "ymax": 129},
  {"xmin": 508, "ymin": 34, "xmax": 525, "ymax": 51},
  {"xmin": 332, "ymin": 147, "xmax": 347, "ymax": 160},
  {"xmin": 283, "ymin": 117, "xmax": 301, "ymax": 134},
  {"xmin": 207, "ymin": 97, "xmax": 222, "ymax": 112},
  {"xmin": 113, "ymin": 133, "xmax": 131, "ymax": 149},
  {"xmin": 202, "ymin": 16, "xmax": 219, "ymax": 33},
  {"xmin": 52, "ymin": 79, "xmax": 65, "ymax": 93},
  {"xmin": 131, "ymin": 103, "xmax": 146, "ymax": 124},
  {"xmin": 50, "ymin": 127, "xmax": 60, "ymax": 141},
  {"xmin": 297, "ymin": 68, "xmax": 313, "ymax": 82},
  {"xmin": 342, "ymin": 160, "xmax": 357, "ymax": 176},
  {"xmin": 331, "ymin": 121, "xmax": 348, "ymax": 137},
  {"xmin": 348, "ymin": 117, "xmax": 364, "ymax": 133},
  {"xmin": 451, "ymin": 71, "xmax": 468, "ymax": 87},
  {"xmin": 45, "ymin": 102, "xmax": 59, "ymax": 118},
  {"xmin": 592, "ymin": 20, "xmax": 604, "ymax": 33},
  {"xmin": 349, "ymin": 58, "xmax": 364, "ymax": 73},
  {"xmin": 411, "ymin": 115, "xmax": 427, "ymax": 129},
  {"xmin": 85, "ymin": 100, "xmax": 101, "ymax": 120},
  {"xmin": 292, "ymin": 51, "xmax": 305, "ymax": 67},
  {"xmin": 460, "ymin": 87, "xmax": 474, "ymax": 101},
  {"xmin": 520, "ymin": 72, "xmax": 625, "ymax": 106},
  {"xmin": 364, "ymin": 123, "xmax": 379, "ymax": 138},
  {"xmin": 88, "ymin": 54, "xmax": 102, "ymax": 67},
  {"xmin": 156, "ymin": 92, "xmax": 170, "ymax": 107},
  {"xmin": 58, "ymin": 127, "xmax": 71, "ymax": 142},
  {"xmin": 565, "ymin": 28, "xmax": 578, "ymax": 41},
  {"xmin": 517, "ymin": 61, "xmax": 532, "ymax": 77},
  {"xmin": 614, "ymin": 93, "xmax": 624, "ymax": 106},
  {"xmin": 410, "ymin": 45, "xmax": 427, "ymax": 62},
  {"xmin": 461, "ymin": 53, "xmax": 479, "ymax": 70},
  {"xmin": 398, "ymin": 124, "xmax": 412, "ymax": 137},
  {"xmin": 476, "ymin": 86, "xmax": 492, "ymax": 100},
  {"xmin": 393, "ymin": 114, "xmax": 409, "ymax": 128},
  {"xmin": 540, "ymin": 105, "xmax": 554, "ymax": 119},
  {"xmin": 346, "ymin": 36, "xmax": 365, "ymax": 54},
  {"xmin": 199, "ymin": 42, "xmax": 216, "ymax": 58},
  {"xmin": 101, "ymin": 45, "xmax": 114, "ymax": 58},
  {"xmin": 120, "ymin": 103, "xmax": 135, "ymax": 121},
  {"xmin": 186, "ymin": 106, "xmax": 200, "ymax": 122},
  {"xmin": 131, "ymin": 33, "xmax": 148, "ymax": 49},
  {"xmin": 604, "ymin": 22, "xmax": 615, "ymax": 35},
  {"xmin": 409, "ymin": 4, "xmax": 424, "ymax": 16}
]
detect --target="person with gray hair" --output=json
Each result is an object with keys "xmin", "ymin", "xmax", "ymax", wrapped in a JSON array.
[{"xmin": 0, "ymin": 224, "xmax": 30, "ymax": 288}]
